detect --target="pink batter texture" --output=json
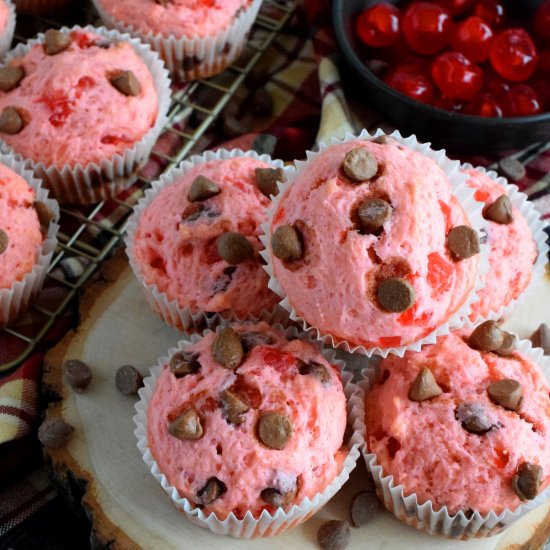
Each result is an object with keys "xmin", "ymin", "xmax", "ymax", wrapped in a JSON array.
[
  {"xmin": 134, "ymin": 158, "xmax": 279, "ymax": 318},
  {"xmin": 0, "ymin": 30, "xmax": 158, "ymax": 168},
  {"xmin": 464, "ymin": 168, "xmax": 537, "ymax": 320},
  {"xmin": 0, "ymin": 164, "xmax": 43, "ymax": 289},
  {"xmin": 147, "ymin": 322, "xmax": 347, "ymax": 519},
  {"xmin": 97, "ymin": 0, "xmax": 251, "ymax": 39},
  {"xmin": 270, "ymin": 139, "xmax": 479, "ymax": 350},
  {"xmin": 365, "ymin": 332, "xmax": 550, "ymax": 515}
]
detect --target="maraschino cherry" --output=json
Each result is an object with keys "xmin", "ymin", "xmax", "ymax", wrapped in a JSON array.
[
  {"xmin": 432, "ymin": 51, "xmax": 483, "ymax": 100},
  {"xmin": 403, "ymin": 2, "xmax": 451, "ymax": 55},
  {"xmin": 489, "ymin": 29, "xmax": 538, "ymax": 82},
  {"xmin": 356, "ymin": 3, "xmax": 401, "ymax": 48}
]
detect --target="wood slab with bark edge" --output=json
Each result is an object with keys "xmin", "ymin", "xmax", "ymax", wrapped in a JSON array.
[{"xmin": 42, "ymin": 253, "xmax": 550, "ymax": 550}]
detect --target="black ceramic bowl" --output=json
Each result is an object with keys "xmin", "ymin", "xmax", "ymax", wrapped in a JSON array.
[{"xmin": 333, "ymin": 0, "xmax": 550, "ymax": 153}]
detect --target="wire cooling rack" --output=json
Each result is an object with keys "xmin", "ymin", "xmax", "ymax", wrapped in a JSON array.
[{"xmin": 0, "ymin": 0, "xmax": 297, "ymax": 374}]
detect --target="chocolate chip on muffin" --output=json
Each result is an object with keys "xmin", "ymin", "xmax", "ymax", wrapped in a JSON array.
[
  {"xmin": 272, "ymin": 224, "xmax": 303, "ymax": 263},
  {"xmin": 0, "ymin": 66, "xmax": 25, "ymax": 92},
  {"xmin": 485, "ymin": 194, "xmax": 513, "ymax": 224},
  {"xmin": 0, "ymin": 107, "xmax": 24, "ymax": 135},
  {"xmin": 377, "ymin": 277, "xmax": 415, "ymax": 313},
  {"xmin": 408, "ymin": 367, "xmax": 443, "ymax": 402},
  {"xmin": 109, "ymin": 70, "xmax": 141, "ymax": 97},
  {"xmin": 257, "ymin": 412, "xmax": 292, "ymax": 449},
  {"xmin": 188, "ymin": 175, "xmax": 220, "ymax": 202},
  {"xmin": 468, "ymin": 321, "xmax": 504, "ymax": 352},
  {"xmin": 343, "ymin": 148, "xmax": 378, "ymax": 182},
  {"xmin": 216, "ymin": 232, "xmax": 254, "ymax": 264},
  {"xmin": 44, "ymin": 29, "xmax": 71, "ymax": 56},
  {"xmin": 0, "ymin": 229, "xmax": 8, "ymax": 254},
  {"xmin": 513, "ymin": 462, "xmax": 543, "ymax": 501},
  {"xmin": 170, "ymin": 351, "xmax": 201, "ymax": 378},
  {"xmin": 212, "ymin": 327, "xmax": 244, "ymax": 370},
  {"xmin": 255, "ymin": 167, "xmax": 285, "ymax": 197},
  {"xmin": 487, "ymin": 379, "xmax": 523, "ymax": 411},
  {"xmin": 168, "ymin": 408, "xmax": 203, "ymax": 440},
  {"xmin": 447, "ymin": 225, "xmax": 480, "ymax": 260}
]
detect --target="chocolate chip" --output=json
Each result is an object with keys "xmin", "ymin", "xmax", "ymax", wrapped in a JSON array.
[
  {"xmin": 115, "ymin": 365, "xmax": 143, "ymax": 395},
  {"xmin": 372, "ymin": 135, "xmax": 394, "ymax": 144},
  {"xmin": 251, "ymin": 88, "xmax": 274, "ymax": 116},
  {"xmin": 109, "ymin": 70, "xmax": 141, "ymax": 97},
  {"xmin": 216, "ymin": 232, "xmax": 254, "ymax": 264},
  {"xmin": 447, "ymin": 225, "xmax": 480, "ymax": 261},
  {"xmin": 188, "ymin": 175, "xmax": 220, "ymax": 202},
  {"xmin": 272, "ymin": 224, "xmax": 303, "ymax": 262},
  {"xmin": 377, "ymin": 277, "xmax": 415, "ymax": 313},
  {"xmin": 357, "ymin": 198, "xmax": 392, "ymax": 234},
  {"xmin": 255, "ymin": 167, "xmax": 285, "ymax": 198},
  {"xmin": 408, "ymin": 367, "xmax": 443, "ymax": 402},
  {"xmin": 43, "ymin": 29, "xmax": 71, "ymax": 55},
  {"xmin": 0, "ymin": 106, "xmax": 24, "ymax": 134},
  {"xmin": 342, "ymin": 147, "xmax": 378, "ymax": 183},
  {"xmin": 0, "ymin": 65, "xmax": 25, "ymax": 92},
  {"xmin": 298, "ymin": 360, "xmax": 331, "ymax": 386},
  {"xmin": 260, "ymin": 487, "xmax": 296, "ymax": 507},
  {"xmin": 468, "ymin": 320, "xmax": 504, "ymax": 352},
  {"xmin": 0, "ymin": 229, "xmax": 8, "ymax": 254},
  {"xmin": 512, "ymin": 463, "xmax": 543, "ymax": 501},
  {"xmin": 485, "ymin": 194, "xmax": 513, "ymax": 225},
  {"xmin": 212, "ymin": 327, "xmax": 243, "ymax": 370},
  {"xmin": 531, "ymin": 323, "xmax": 550, "ymax": 355},
  {"xmin": 182, "ymin": 204, "xmax": 220, "ymax": 222},
  {"xmin": 33, "ymin": 201, "xmax": 56, "ymax": 230},
  {"xmin": 498, "ymin": 158, "xmax": 526, "ymax": 182},
  {"xmin": 456, "ymin": 402, "xmax": 496, "ymax": 434},
  {"xmin": 38, "ymin": 418, "xmax": 74, "ymax": 449},
  {"xmin": 257, "ymin": 412, "xmax": 292, "ymax": 450},
  {"xmin": 497, "ymin": 331, "xmax": 517, "ymax": 356},
  {"xmin": 63, "ymin": 359, "xmax": 92, "ymax": 394},
  {"xmin": 197, "ymin": 477, "xmax": 227, "ymax": 505},
  {"xmin": 170, "ymin": 351, "xmax": 201, "ymax": 378},
  {"xmin": 212, "ymin": 266, "xmax": 236, "ymax": 294},
  {"xmin": 350, "ymin": 491, "xmax": 380, "ymax": 527},
  {"xmin": 240, "ymin": 331, "xmax": 275, "ymax": 353},
  {"xmin": 168, "ymin": 409, "xmax": 203, "ymax": 440},
  {"xmin": 488, "ymin": 379, "xmax": 523, "ymax": 411},
  {"xmin": 220, "ymin": 389, "xmax": 249, "ymax": 425},
  {"xmin": 318, "ymin": 520, "xmax": 351, "ymax": 550}
]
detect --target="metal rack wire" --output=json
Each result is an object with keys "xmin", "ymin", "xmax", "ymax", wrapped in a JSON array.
[{"xmin": 0, "ymin": 0, "xmax": 297, "ymax": 374}]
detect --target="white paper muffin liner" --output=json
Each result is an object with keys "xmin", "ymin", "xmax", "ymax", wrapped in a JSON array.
[
  {"xmin": 133, "ymin": 322, "xmax": 362, "ymax": 538},
  {"xmin": 0, "ymin": 25, "xmax": 172, "ymax": 205},
  {"xmin": 352, "ymin": 337, "xmax": 550, "ymax": 539},
  {"xmin": 0, "ymin": 0, "xmax": 15, "ymax": 58},
  {"xmin": 14, "ymin": 0, "xmax": 71, "ymax": 15},
  {"xmin": 92, "ymin": 0, "xmax": 263, "ymax": 82},
  {"xmin": 125, "ymin": 148, "xmax": 294, "ymax": 333},
  {"xmin": 461, "ymin": 163, "xmax": 549, "ymax": 327},
  {"xmin": 0, "ymin": 154, "xmax": 59, "ymax": 327},
  {"xmin": 260, "ymin": 129, "xmax": 491, "ymax": 358}
]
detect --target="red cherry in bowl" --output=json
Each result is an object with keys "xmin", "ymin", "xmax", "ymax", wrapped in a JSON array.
[
  {"xmin": 450, "ymin": 16, "xmax": 494, "ymax": 63},
  {"xmin": 474, "ymin": 0, "xmax": 505, "ymax": 28},
  {"xmin": 432, "ymin": 51, "xmax": 483, "ymax": 100},
  {"xmin": 403, "ymin": 2, "xmax": 451, "ymax": 55},
  {"xmin": 534, "ymin": 1, "xmax": 550, "ymax": 46},
  {"xmin": 506, "ymin": 84, "xmax": 542, "ymax": 116},
  {"xmin": 356, "ymin": 3, "xmax": 401, "ymax": 48},
  {"xmin": 490, "ymin": 29, "xmax": 538, "ymax": 82}
]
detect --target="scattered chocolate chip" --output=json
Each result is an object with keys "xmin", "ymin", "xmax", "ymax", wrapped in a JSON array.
[
  {"xmin": 168, "ymin": 409, "xmax": 203, "ymax": 440},
  {"xmin": 197, "ymin": 477, "xmax": 227, "ymax": 505},
  {"xmin": 260, "ymin": 487, "xmax": 296, "ymax": 507},
  {"xmin": 318, "ymin": 520, "xmax": 351, "ymax": 550},
  {"xmin": 63, "ymin": 359, "xmax": 92, "ymax": 394},
  {"xmin": 115, "ymin": 365, "xmax": 143, "ymax": 395},
  {"xmin": 497, "ymin": 331, "xmax": 517, "ymax": 356},
  {"xmin": 372, "ymin": 135, "xmax": 394, "ymax": 145},
  {"xmin": 38, "ymin": 418, "xmax": 74, "ymax": 449},
  {"xmin": 170, "ymin": 351, "xmax": 201, "ymax": 378},
  {"xmin": 240, "ymin": 331, "xmax": 275, "ymax": 352},
  {"xmin": 456, "ymin": 402, "xmax": 496, "ymax": 434},
  {"xmin": 188, "ymin": 175, "xmax": 220, "ymax": 202},
  {"xmin": 109, "ymin": 70, "xmax": 141, "ymax": 97},
  {"xmin": 220, "ymin": 389, "xmax": 249, "ymax": 425},
  {"xmin": 0, "ymin": 106, "xmax": 24, "ymax": 134},
  {"xmin": 342, "ymin": 147, "xmax": 378, "ymax": 182},
  {"xmin": 216, "ymin": 232, "xmax": 254, "ymax": 264},
  {"xmin": 222, "ymin": 114, "xmax": 248, "ymax": 138},
  {"xmin": 182, "ymin": 204, "xmax": 220, "ymax": 222},
  {"xmin": 377, "ymin": 277, "xmax": 415, "ymax": 313},
  {"xmin": 408, "ymin": 367, "xmax": 443, "ymax": 402},
  {"xmin": 255, "ymin": 167, "xmax": 285, "ymax": 198},
  {"xmin": 468, "ymin": 320, "xmax": 504, "ymax": 352},
  {"xmin": 513, "ymin": 463, "xmax": 543, "ymax": 501},
  {"xmin": 212, "ymin": 327, "xmax": 243, "ymax": 370},
  {"xmin": 531, "ymin": 323, "xmax": 550, "ymax": 355},
  {"xmin": 350, "ymin": 491, "xmax": 380, "ymax": 527},
  {"xmin": 33, "ymin": 201, "xmax": 56, "ymax": 230},
  {"xmin": 0, "ymin": 229, "xmax": 8, "ymax": 254},
  {"xmin": 447, "ymin": 225, "xmax": 480, "ymax": 261},
  {"xmin": 498, "ymin": 157, "xmax": 526, "ymax": 182},
  {"xmin": 272, "ymin": 224, "xmax": 303, "ymax": 262},
  {"xmin": 212, "ymin": 266, "xmax": 236, "ymax": 294},
  {"xmin": 298, "ymin": 360, "xmax": 331, "ymax": 386},
  {"xmin": 488, "ymin": 379, "xmax": 523, "ymax": 411},
  {"xmin": 43, "ymin": 29, "xmax": 71, "ymax": 55},
  {"xmin": 357, "ymin": 198, "xmax": 392, "ymax": 234},
  {"xmin": 0, "ymin": 65, "xmax": 25, "ymax": 92},
  {"xmin": 251, "ymin": 88, "xmax": 274, "ymax": 116},
  {"xmin": 257, "ymin": 412, "xmax": 292, "ymax": 450},
  {"xmin": 485, "ymin": 194, "xmax": 513, "ymax": 225}
]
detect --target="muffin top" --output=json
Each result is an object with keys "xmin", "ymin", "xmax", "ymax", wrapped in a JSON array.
[
  {"xmin": 147, "ymin": 323, "xmax": 347, "ymax": 518},
  {"xmin": 269, "ymin": 138, "xmax": 480, "ymax": 350},
  {"xmin": 133, "ymin": 157, "xmax": 281, "ymax": 318},
  {"xmin": 97, "ymin": 0, "xmax": 251, "ymax": 39},
  {"xmin": 365, "ymin": 328, "xmax": 550, "ymax": 515},
  {"xmin": 464, "ymin": 168, "xmax": 537, "ymax": 320},
  {"xmin": 0, "ymin": 29, "xmax": 158, "ymax": 168}
]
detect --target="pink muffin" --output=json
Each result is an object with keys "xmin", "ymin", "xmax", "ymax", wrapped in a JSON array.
[
  {"xmin": 146, "ymin": 323, "xmax": 348, "ymax": 521},
  {"xmin": 268, "ymin": 137, "xmax": 481, "ymax": 353},
  {"xmin": 463, "ymin": 168, "xmax": 538, "ymax": 321}
]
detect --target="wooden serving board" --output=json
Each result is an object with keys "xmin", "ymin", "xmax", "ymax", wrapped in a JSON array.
[{"xmin": 42, "ymin": 251, "xmax": 550, "ymax": 550}]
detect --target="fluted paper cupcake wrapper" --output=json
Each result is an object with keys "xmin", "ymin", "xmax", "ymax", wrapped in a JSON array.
[
  {"xmin": 461, "ymin": 163, "xmax": 549, "ymax": 327},
  {"xmin": 260, "ymin": 129, "xmax": 491, "ymax": 358},
  {"xmin": 0, "ymin": 25, "xmax": 172, "ymax": 205},
  {"xmin": 92, "ymin": 0, "xmax": 263, "ymax": 82},
  {"xmin": 0, "ymin": 0, "xmax": 15, "ymax": 58},
  {"xmin": 14, "ymin": 0, "xmax": 71, "ymax": 15},
  {"xmin": 133, "ymin": 322, "xmax": 362, "ymax": 538},
  {"xmin": 352, "ymin": 337, "xmax": 550, "ymax": 539},
  {"xmin": 0, "ymin": 154, "xmax": 59, "ymax": 326},
  {"xmin": 124, "ymin": 148, "xmax": 294, "ymax": 333}
]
